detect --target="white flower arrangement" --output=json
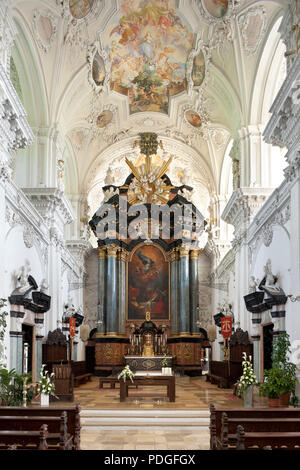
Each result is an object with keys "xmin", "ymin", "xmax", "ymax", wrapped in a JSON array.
[
  {"xmin": 37, "ymin": 365, "xmax": 57, "ymax": 397},
  {"xmin": 118, "ymin": 365, "xmax": 135, "ymax": 383},
  {"xmin": 236, "ymin": 352, "xmax": 257, "ymax": 397}
]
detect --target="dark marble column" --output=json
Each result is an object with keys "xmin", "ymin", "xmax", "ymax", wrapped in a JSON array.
[
  {"xmin": 170, "ymin": 249, "xmax": 179, "ymax": 336},
  {"xmin": 97, "ymin": 247, "xmax": 106, "ymax": 334},
  {"xmin": 179, "ymin": 246, "xmax": 190, "ymax": 334},
  {"xmin": 105, "ymin": 245, "xmax": 118, "ymax": 335},
  {"xmin": 117, "ymin": 249, "xmax": 128, "ymax": 336},
  {"xmin": 190, "ymin": 249, "xmax": 199, "ymax": 334}
]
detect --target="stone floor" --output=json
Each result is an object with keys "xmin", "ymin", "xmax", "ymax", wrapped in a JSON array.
[
  {"xmin": 73, "ymin": 374, "xmax": 247, "ymax": 410},
  {"xmin": 67, "ymin": 376, "xmax": 267, "ymax": 450},
  {"xmin": 81, "ymin": 428, "xmax": 211, "ymax": 450}
]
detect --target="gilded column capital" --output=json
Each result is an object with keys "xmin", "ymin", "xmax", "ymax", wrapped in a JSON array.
[
  {"xmin": 97, "ymin": 247, "xmax": 106, "ymax": 259},
  {"xmin": 190, "ymin": 249, "xmax": 200, "ymax": 260},
  {"xmin": 168, "ymin": 248, "xmax": 179, "ymax": 262},
  {"xmin": 106, "ymin": 244, "xmax": 118, "ymax": 257},
  {"xmin": 179, "ymin": 245, "xmax": 189, "ymax": 257},
  {"xmin": 117, "ymin": 249, "xmax": 129, "ymax": 262}
]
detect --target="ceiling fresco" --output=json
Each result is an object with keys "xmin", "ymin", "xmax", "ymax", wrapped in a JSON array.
[
  {"xmin": 202, "ymin": 0, "xmax": 229, "ymax": 18},
  {"xmin": 69, "ymin": 0, "xmax": 94, "ymax": 19},
  {"xmin": 103, "ymin": 0, "xmax": 196, "ymax": 114}
]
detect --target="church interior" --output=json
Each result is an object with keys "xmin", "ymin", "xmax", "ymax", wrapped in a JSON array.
[{"xmin": 1, "ymin": 0, "xmax": 300, "ymax": 452}]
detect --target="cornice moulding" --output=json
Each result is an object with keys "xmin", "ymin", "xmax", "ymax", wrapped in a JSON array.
[{"xmin": 22, "ymin": 187, "xmax": 75, "ymax": 226}]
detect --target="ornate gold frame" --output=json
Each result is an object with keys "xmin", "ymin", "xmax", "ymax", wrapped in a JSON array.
[{"xmin": 126, "ymin": 242, "xmax": 170, "ymax": 321}]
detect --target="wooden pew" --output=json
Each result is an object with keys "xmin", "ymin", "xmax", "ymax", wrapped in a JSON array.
[
  {"xmin": 206, "ymin": 361, "xmax": 242, "ymax": 389},
  {"xmin": 235, "ymin": 423, "xmax": 300, "ymax": 450},
  {"xmin": 51, "ymin": 363, "xmax": 74, "ymax": 402},
  {"xmin": 0, "ymin": 404, "xmax": 81, "ymax": 450},
  {"xmin": 210, "ymin": 404, "xmax": 300, "ymax": 450},
  {"xmin": 0, "ymin": 412, "xmax": 73, "ymax": 450},
  {"xmin": 72, "ymin": 361, "xmax": 93, "ymax": 387},
  {"xmin": 0, "ymin": 424, "xmax": 48, "ymax": 450}
]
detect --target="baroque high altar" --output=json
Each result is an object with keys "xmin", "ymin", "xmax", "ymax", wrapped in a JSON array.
[{"xmin": 89, "ymin": 133, "xmax": 209, "ymax": 375}]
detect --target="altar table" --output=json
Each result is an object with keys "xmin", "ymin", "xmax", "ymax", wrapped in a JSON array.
[
  {"xmin": 124, "ymin": 356, "xmax": 174, "ymax": 371},
  {"xmin": 119, "ymin": 374, "xmax": 175, "ymax": 402}
]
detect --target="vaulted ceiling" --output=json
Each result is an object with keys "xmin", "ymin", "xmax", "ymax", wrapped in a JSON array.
[{"xmin": 10, "ymin": 0, "xmax": 286, "ymax": 220}]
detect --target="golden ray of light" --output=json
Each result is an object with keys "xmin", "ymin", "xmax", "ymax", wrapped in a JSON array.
[
  {"xmin": 146, "ymin": 155, "xmax": 151, "ymax": 178},
  {"xmin": 154, "ymin": 156, "xmax": 173, "ymax": 182},
  {"xmin": 125, "ymin": 158, "xmax": 141, "ymax": 181},
  {"xmin": 156, "ymin": 195, "xmax": 169, "ymax": 204}
]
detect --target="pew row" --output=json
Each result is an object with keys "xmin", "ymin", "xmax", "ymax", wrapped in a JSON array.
[
  {"xmin": 0, "ymin": 404, "xmax": 81, "ymax": 450},
  {"xmin": 210, "ymin": 404, "xmax": 300, "ymax": 450}
]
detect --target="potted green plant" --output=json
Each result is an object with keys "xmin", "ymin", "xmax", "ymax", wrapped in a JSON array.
[
  {"xmin": 259, "ymin": 367, "xmax": 282, "ymax": 407},
  {"xmin": 0, "ymin": 368, "xmax": 34, "ymax": 406},
  {"xmin": 259, "ymin": 333, "xmax": 298, "ymax": 407}
]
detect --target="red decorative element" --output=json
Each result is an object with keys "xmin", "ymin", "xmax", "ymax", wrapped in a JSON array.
[
  {"xmin": 69, "ymin": 318, "xmax": 76, "ymax": 338},
  {"xmin": 221, "ymin": 317, "xmax": 232, "ymax": 339}
]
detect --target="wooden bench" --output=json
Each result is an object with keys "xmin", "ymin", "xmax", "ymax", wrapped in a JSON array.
[
  {"xmin": 0, "ymin": 404, "xmax": 81, "ymax": 450},
  {"xmin": 51, "ymin": 363, "xmax": 74, "ymax": 401},
  {"xmin": 206, "ymin": 361, "xmax": 242, "ymax": 389},
  {"xmin": 235, "ymin": 425, "xmax": 300, "ymax": 450},
  {"xmin": 210, "ymin": 404, "xmax": 300, "ymax": 450},
  {"xmin": 99, "ymin": 377, "xmax": 138, "ymax": 389},
  {"xmin": 72, "ymin": 361, "xmax": 93, "ymax": 387},
  {"xmin": 0, "ymin": 424, "xmax": 49, "ymax": 450},
  {"xmin": 0, "ymin": 412, "xmax": 73, "ymax": 450}
]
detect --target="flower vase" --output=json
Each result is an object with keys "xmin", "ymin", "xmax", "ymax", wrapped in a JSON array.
[
  {"xmin": 40, "ymin": 393, "xmax": 49, "ymax": 406},
  {"xmin": 243, "ymin": 385, "xmax": 253, "ymax": 408}
]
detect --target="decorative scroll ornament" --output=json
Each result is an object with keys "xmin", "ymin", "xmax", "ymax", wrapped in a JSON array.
[
  {"xmin": 262, "ymin": 223, "xmax": 273, "ymax": 247},
  {"xmin": 238, "ymin": 6, "xmax": 267, "ymax": 55},
  {"xmin": 23, "ymin": 225, "xmax": 34, "ymax": 248},
  {"xmin": 182, "ymin": 100, "xmax": 210, "ymax": 137},
  {"xmin": 193, "ymin": 0, "xmax": 240, "ymax": 54},
  {"xmin": 86, "ymin": 99, "xmax": 117, "ymax": 142},
  {"xmin": 57, "ymin": 0, "xmax": 102, "ymax": 61},
  {"xmin": 32, "ymin": 9, "xmax": 58, "ymax": 53},
  {"xmin": 57, "ymin": 0, "xmax": 101, "ymax": 23}
]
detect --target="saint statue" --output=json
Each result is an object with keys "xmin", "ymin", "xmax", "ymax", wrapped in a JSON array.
[
  {"xmin": 12, "ymin": 265, "xmax": 31, "ymax": 296},
  {"xmin": 40, "ymin": 278, "xmax": 49, "ymax": 293},
  {"xmin": 64, "ymin": 296, "xmax": 75, "ymax": 318},
  {"xmin": 258, "ymin": 259, "xmax": 285, "ymax": 299},
  {"xmin": 249, "ymin": 276, "xmax": 258, "ymax": 294}
]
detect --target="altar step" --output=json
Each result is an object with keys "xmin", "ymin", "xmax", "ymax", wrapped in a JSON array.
[{"xmin": 80, "ymin": 409, "xmax": 210, "ymax": 431}]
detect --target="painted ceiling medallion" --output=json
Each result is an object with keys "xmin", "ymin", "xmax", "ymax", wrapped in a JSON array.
[
  {"xmin": 69, "ymin": 0, "xmax": 94, "ymax": 19},
  {"xmin": 191, "ymin": 50, "xmax": 205, "ymax": 87},
  {"xmin": 185, "ymin": 110, "xmax": 202, "ymax": 128},
  {"xmin": 96, "ymin": 110, "xmax": 113, "ymax": 128},
  {"xmin": 202, "ymin": 0, "xmax": 229, "ymax": 18},
  {"xmin": 92, "ymin": 52, "xmax": 106, "ymax": 86},
  {"xmin": 33, "ymin": 10, "xmax": 57, "ymax": 53},
  {"xmin": 104, "ymin": 0, "xmax": 194, "ymax": 114}
]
